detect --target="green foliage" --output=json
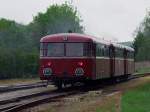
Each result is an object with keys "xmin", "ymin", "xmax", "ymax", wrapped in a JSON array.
[
  {"xmin": 29, "ymin": 3, "xmax": 83, "ymax": 46},
  {"xmin": 134, "ymin": 11, "xmax": 150, "ymax": 61},
  {"xmin": 0, "ymin": 3, "xmax": 83, "ymax": 79}
]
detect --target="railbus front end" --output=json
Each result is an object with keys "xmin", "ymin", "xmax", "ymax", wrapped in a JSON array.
[{"xmin": 39, "ymin": 34, "xmax": 95, "ymax": 89}]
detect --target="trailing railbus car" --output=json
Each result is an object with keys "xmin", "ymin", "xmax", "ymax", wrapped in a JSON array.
[{"xmin": 39, "ymin": 33, "xmax": 134, "ymax": 88}]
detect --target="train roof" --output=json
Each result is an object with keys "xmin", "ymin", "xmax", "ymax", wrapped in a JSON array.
[
  {"xmin": 40, "ymin": 33, "xmax": 93, "ymax": 43},
  {"xmin": 40, "ymin": 33, "xmax": 134, "ymax": 51},
  {"xmin": 92, "ymin": 36, "xmax": 134, "ymax": 51},
  {"xmin": 112, "ymin": 43, "xmax": 134, "ymax": 51}
]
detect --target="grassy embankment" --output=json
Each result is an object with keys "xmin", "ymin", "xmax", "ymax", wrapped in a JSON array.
[
  {"xmin": 135, "ymin": 67, "xmax": 150, "ymax": 74},
  {"xmin": 121, "ymin": 82, "xmax": 150, "ymax": 112},
  {"xmin": 96, "ymin": 79, "xmax": 150, "ymax": 112}
]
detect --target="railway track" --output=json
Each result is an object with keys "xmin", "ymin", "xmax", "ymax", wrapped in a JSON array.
[
  {"xmin": 0, "ymin": 88, "xmax": 79, "ymax": 112},
  {"xmin": 0, "ymin": 72, "xmax": 150, "ymax": 112},
  {"xmin": 0, "ymin": 81, "xmax": 47, "ymax": 93},
  {"xmin": 129, "ymin": 72, "xmax": 150, "ymax": 80}
]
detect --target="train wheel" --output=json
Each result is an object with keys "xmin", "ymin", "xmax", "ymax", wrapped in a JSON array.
[
  {"xmin": 71, "ymin": 83, "xmax": 75, "ymax": 87},
  {"xmin": 124, "ymin": 74, "xmax": 129, "ymax": 80},
  {"xmin": 56, "ymin": 82, "xmax": 67, "ymax": 90},
  {"xmin": 55, "ymin": 81, "xmax": 63, "ymax": 90}
]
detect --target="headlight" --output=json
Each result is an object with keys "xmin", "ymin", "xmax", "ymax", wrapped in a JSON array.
[
  {"xmin": 75, "ymin": 68, "xmax": 84, "ymax": 76},
  {"xmin": 43, "ymin": 68, "xmax": 52, "ymax": 76}
]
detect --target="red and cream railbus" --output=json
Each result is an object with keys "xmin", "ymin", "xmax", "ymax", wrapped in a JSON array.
[{"xmin": 39, "ymin": 33, "xmax": 134, "ymax": 88}]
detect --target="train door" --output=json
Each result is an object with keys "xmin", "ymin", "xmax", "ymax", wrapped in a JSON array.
[
  {"xmin": 109, "ymin": 45, "xmax": 115, "ymax": 77},
  {"xmin": 124, "ymin": 49, "xmax": 128, "ymax": 75},
  {"xmin": 92, "ymin": 42, "xmax": 96, "ymax": 80}
]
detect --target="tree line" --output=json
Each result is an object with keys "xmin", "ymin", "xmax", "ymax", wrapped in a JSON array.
[{"xmin": 0, "ymin": 3, "xmax": 83, "ymax": 79}]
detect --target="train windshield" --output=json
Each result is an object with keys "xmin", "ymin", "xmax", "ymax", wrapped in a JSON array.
[
  {"xmin": 40, "ymin": 42, "xmax": 92, "ymax": 57},
  {"xmin": 66, "ymin": 43, "xmax": 83, "ymax": 57},
  {"xmin": 47, "ymin": 43, "xmax": 64, "ymax": 57}
]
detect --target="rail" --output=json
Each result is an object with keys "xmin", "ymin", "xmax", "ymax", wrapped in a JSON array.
[{"xmin": 0, "ymin": 81, "xmax": 47, "ymax": 93}]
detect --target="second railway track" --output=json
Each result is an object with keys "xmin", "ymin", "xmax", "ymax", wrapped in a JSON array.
[{"xmin": 0, "ymin": 81, "xmax": 47, "ymax": 93}]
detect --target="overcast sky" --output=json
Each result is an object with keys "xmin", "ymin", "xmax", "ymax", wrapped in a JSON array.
[{"xmin": 0, "ymin": 0, "xmax": 150, "ymax": 42}]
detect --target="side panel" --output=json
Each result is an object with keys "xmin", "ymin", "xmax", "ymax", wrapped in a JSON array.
[
  {"xmin": 127, "ymin": 59, "xmax": 134, "ymax": 74},
  {"xmin": 114, "ymin": 58, "xmax": 124, "ymax": 76},
  {"xmin": 124, "ymin": 49, "xmax": 127, "ymax": 75},
  {"xmin": 109, "ymin": 45, "xmax": 115, "ymax": 77},
  {"xmin": 96, "ymin": 57, "xmax": 110, "ymax": 79}
]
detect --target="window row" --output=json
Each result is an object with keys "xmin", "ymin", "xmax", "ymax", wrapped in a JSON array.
[
  {"xmin": 96, "ymin": 43, "xmax": 134, "ymax": 59},
  {"xmin": 40, "ymin": 42, "xmax": 94, "ymax": 57},
  {"xmin": 40, "ymin": 42, "xmax": 134, "ymax": 59}
]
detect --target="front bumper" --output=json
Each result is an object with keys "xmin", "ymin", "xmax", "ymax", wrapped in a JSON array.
[{"xmin": 40, "ymin": 74, "xmax": 88, "ymax": 82}]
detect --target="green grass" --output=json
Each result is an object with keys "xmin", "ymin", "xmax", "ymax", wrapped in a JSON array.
[
  {"xmin": 122, "ymin": 82, "xmax": 150, "ymax": 112},
  {"xmin": 135, "ymin": 67, "xmax": 150, "ymax": 74}
]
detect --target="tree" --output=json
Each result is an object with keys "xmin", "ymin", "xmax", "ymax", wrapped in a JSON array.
[
  {"xmin": 29, "ymin": 3, "xmax": 84, "ymax": 46},
  {"xmin": 0, "ymin": 19, "xmax": 38, "ymax": 78},
  {"xmin": 134, "ymin": 10, "xmax": 150, "ymax": 61}
]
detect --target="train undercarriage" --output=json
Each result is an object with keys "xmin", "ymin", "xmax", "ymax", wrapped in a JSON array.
[{"xmin": 45, "ymin": 74, "xmax": 130, "ymax": 89}]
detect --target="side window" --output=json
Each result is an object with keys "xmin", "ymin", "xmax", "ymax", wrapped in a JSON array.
[
  {"xmin": 96, "ymin": 43, "xmax": 102, "ymax": 56},
  {"xmin": 96, "ymin": 43, "xmax": 109, "ymax": 57},
  {"xmin": 96, "ymin": 44, "xmax": 99, "ymax": 56},
  {"xmin": 115, "ymin": 48, "xmax": 124, "ymax": 58},
  {"xmin": 120, "ymin": 49, "xmax": 124, "ymax": 57},
  {"xmin": 115, "ymin": 48, "xmax": 119, "ymax": 57},
  {"xmin": 40, "ymin": 43, "xmax": 47, "ymax": 57},
  {"xmin": 128, "ymin": 51, "xmax": 134, "ymax": 59},
  {"xmin": 104, "ymin": 45, "xmax": 109, "ymax": 57},
  {"xmin": 101, "ymin": 44, "xmax": 105, "ymax": 56},
  {"xmin": 84, "ymin": 43, "xmax": 93, "ymax": 57},
  {"xmin": 115, "ymin": 48, "xmax": 118, "ymax": 57}
]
